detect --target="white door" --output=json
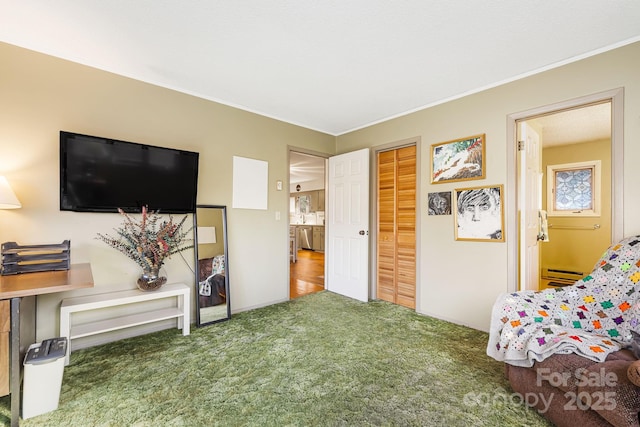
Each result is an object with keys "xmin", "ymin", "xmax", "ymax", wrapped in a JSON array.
[
  {"xmin": 518, "ymin": 121, "xmax": 542, "ymax": 291},
  {"xmin": 326, "ymin": 148, "xmax": 370, "ymax": 302}
]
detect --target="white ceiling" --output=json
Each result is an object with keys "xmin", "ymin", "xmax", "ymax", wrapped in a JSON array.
[
  {"xmin": 528, "ymin": 102, "xmax": 612, "ymax": 147},
  {"xmin": 1, "ymin": 2, "xmax": 639, "ymax": 136},
  {"xmin": 290, "ymin": 152, "xmax": 325, "ymax": 186}
]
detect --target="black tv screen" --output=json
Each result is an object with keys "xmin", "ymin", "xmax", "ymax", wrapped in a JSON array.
[{"xmin": 60, "ymin": 131, "xmax": 199, "ymax": 214}]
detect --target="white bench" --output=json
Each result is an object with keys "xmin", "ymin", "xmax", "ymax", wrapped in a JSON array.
[{"xmin": 60, "ymin": 283, "xmax": 190, "ymax": 365}]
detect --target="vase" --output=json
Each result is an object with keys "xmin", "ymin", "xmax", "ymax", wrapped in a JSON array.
[{"xmin": 137, "ymin": 266, "xmax": 167, "ymax": 292}]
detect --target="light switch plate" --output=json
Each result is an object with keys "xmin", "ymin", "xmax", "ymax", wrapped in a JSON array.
[{"xmin": 276, "ymin": 180, "xmax": 283, "ymax": 191}]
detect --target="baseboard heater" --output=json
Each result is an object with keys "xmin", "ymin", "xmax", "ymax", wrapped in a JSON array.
[{"xmin": 541, "ymin": 268, "xmax": 584, "ymax": 287}]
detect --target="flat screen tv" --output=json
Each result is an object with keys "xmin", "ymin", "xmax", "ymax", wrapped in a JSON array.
[{"xmin": 60, "ymin": 131, "xmax": 199, "ymax": 214}]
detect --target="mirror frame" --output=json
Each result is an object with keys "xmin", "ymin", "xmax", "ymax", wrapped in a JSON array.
[{"xmin": 194, "ymin": 204, "xmax": 231, "ymax": 326}]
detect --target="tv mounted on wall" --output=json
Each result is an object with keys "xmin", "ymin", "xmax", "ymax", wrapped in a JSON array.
[{"xmin": 60, "ymin": 131, "xmax": 199, "ymax": 214}]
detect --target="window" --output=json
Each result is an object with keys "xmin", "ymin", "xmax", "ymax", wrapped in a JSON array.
[
  {"xmin": 296, "ymin": 194, "xmax": 311, "ymax": 214},
  {"xmin": 546, "ymin": 160, "xmax": 601, "ymax": 217}
]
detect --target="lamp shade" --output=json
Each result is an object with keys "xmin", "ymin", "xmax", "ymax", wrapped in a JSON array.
[
  {"xmin": 197, "ymin": 226, "xmax": 217, "ymax": 244},
  {"xmin": 0, "ymin": 176, "xmax": 21, "ymax": 209}
]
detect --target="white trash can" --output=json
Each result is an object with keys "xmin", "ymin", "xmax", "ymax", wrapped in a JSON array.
[{"xmin": 22, "ymin": 337, "xmax": 67, "ymax": 419}]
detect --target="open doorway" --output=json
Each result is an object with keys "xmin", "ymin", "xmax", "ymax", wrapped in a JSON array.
[
  {"xmin": 289, "ymin": 150, "xmax": 327, "ymax": 299},
  {"xmin": 509, "ymin": 88, "xmax": 623, "ymax": 292}
]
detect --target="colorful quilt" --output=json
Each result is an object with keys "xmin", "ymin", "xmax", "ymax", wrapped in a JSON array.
[{"xmin": 487, "ymin": 235, "xmax": 640, "ymax": 367}]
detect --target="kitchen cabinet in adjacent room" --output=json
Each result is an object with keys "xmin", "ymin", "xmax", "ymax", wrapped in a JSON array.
[
  {"xmin": 316, "ymin": 190, "xmax": 325, "ymax": 212},
  {"xmin": 312, "ymin": 226, "xmax": 324, "ymax": 252}
]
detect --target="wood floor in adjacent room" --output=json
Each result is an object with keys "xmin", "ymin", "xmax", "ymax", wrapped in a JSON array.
[{"xmin": 290, "ymin": 249, "xmax": 324, "ymax": 299}]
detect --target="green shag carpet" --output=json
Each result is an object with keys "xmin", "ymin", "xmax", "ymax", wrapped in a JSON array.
[{"xmin": 0, "ymin": 291, "xmax": 552, "ymax": 426}]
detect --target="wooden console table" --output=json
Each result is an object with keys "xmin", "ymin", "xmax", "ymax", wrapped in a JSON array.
[{"xmin": 0, "ymin": 263, "xmax": 93, "ymax": 426}]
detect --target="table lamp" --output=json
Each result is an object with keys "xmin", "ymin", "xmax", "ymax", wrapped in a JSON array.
[{"xmin": 0, "ymin": 176, "xmax": 20, "ymax": 209}]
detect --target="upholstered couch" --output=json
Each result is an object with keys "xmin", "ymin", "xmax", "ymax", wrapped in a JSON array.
[
  {"xmin": 198, "ymin": 255, "xmax": 226, "ymax": 308},
  {"xmin": 488, "ymin": 235, "xmax": 640, "ymax": 426},
  {"xmin": 506, "ymin": 350, "xmax": 640, "ymax": 426}
]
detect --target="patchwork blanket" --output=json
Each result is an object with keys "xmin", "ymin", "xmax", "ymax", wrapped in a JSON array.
[{"xmin": 487, "ymin": 235, "xmax": 640, "ymax": 367}]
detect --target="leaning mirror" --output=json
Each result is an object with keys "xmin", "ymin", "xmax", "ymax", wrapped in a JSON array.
[{"xmin": 195, "ymin": 205, "xmax": 230, "ymax": 326}]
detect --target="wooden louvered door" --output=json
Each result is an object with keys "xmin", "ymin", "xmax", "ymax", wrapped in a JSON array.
[{"xmin": 376, "ymin": 145, "xmax": 416, "ymax": 309}]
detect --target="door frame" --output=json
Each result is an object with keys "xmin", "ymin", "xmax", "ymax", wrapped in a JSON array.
[
  {"xmin": 506, "ymin": 88, "xmax": 624, "ymax": 293},
  {"xmin": 370, "ymin": 136, "xmax": 422, "ymax": 310},
  {"xmin": 287, "ymin": 146, "xmax": 329, "ymax": 298}
]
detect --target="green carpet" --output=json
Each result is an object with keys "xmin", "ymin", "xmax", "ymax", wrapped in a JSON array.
[{"xmin": 0, "ymin": 291, "xmax": 552, "ymax": 426}]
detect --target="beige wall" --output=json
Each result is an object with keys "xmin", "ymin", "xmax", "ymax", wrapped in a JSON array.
[
  {"xmin": 0, "ymin": 42, "xmax": 335, "ymax": 341},
  {"xmin": 541, "ymin": 139, "xmax": 612, "ymax": 276},
  {"xmin": 1, "ymin": 40, "xmax": 639, "ymax": 340},
  {"xmin": 337, "ymin": 41, "xmax": 640, "ymax": 331}
]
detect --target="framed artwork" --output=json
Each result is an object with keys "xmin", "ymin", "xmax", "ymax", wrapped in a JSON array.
[
  {"xmin": 454, "ymin": 184, "xmax": 504, "ymax": 242},
  {"xmin": 431, "ymin": 134, "xmax": 485, "ymax": 184},
  {"xmin": 428, "ymin": 191, "xmax": 452, "ymax": 215}
]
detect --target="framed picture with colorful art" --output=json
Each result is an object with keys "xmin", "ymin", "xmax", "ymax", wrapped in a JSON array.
[
  {"xmin": 454, "ymin": 184, "xmax": 504, "ymax": 242},
  {"xmin": 431, "ymin": 134, "xmax": 485, "ymax": 184}
]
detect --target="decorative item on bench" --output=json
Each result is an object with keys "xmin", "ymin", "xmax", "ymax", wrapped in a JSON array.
[
  {"xmin": 96, "ymin": 206, "xmax": 193, "ymax": 291},
  {"xmin": 1, "ymin": 240, "xmax": 70, "ymax": 275}
]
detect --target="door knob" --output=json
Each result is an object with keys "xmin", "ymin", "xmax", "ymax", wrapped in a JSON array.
[{"xmin": 359, "ymin": 230, "xmax": 368, "ymax": 236}]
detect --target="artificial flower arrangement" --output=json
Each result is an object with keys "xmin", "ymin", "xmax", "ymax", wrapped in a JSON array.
[{"xmin": 96, "ymin": 206, "xmax": 193, "ymax": 288}]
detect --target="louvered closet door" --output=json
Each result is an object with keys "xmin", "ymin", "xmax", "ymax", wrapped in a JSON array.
[
  {"xmin": 377, "ymin": 150, "xmax": 397, "ymax": 303},
  {"xmin": 376, "ymin": 145, "xmax": 416, "ymax": 309}
]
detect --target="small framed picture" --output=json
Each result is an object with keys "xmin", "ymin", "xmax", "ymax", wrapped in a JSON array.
[
  {"xmin": 454, "ymin": 185, "xmax": 504, "ymax": 242},
  {"xmin": 431, "ymin": 134, "xmax": 485, "ymax": 184},
  {"xmin": 428, "ymin": 192, "xmax": 452, "ymax": 215}
]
